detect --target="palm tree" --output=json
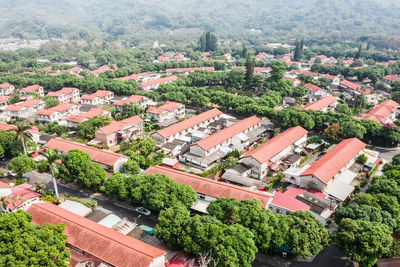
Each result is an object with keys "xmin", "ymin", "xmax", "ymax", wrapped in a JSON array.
[
  {"xmin": 8, "ymin": 122, "xmax": 32, "ymax": 155},
  {"xmin": 39, "ymin": 148, "xmax": 63, "ymax": 198}
]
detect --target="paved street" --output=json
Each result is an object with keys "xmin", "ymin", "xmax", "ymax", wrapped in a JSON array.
[{"xmin": 3, "ymin": 171, "xmax": 159, "ymax": 228}]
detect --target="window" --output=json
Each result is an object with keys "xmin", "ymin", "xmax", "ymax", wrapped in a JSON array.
[{"xmin": 276, "ymin": 208, "xmax": 282, "ymax": 214}]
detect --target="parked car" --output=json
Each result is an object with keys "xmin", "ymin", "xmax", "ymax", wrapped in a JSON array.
[
  {"xmin": 135, "ymin": 207, "xmax": 151, "ymax": 216},
  {"xmin": 7, "ymin": 171, "xmax": 17, "ymax": 177}
]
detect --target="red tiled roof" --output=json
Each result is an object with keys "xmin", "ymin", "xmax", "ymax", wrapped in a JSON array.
[
  {"xmin": 4, "ymin": 184, "xmax": 40, "ymax": 210},
  {"xmin": 304, "ymin": 83, "xmax": 323, "ymax": 93},
  {"xmin": 5, "ymin": 105, "xmax": 24, "ymax": 111},
  {"xmin": 81, "ymin": 94, "xmax": 99, "ymax": 101},
  {"xmin": 38, "ymin": 66, "xmax": 52, "ymax": 72},
  {"xmin": 194, "ymin": 116, "xmax": 261, "ymax": 151},
  {"xmin": 82, "ymin": 90, "xmax": 113, "ymax": 100},
  {"xmin": 0, "ymin": 122, "xmax": 17, "ymax": 131},
  {"xmin": 47, "ymin": 87, "xmax": 79, "ymax": 97},
  {"xmin": 81, "ymin": 108, "xmax": 109, "ymax": 119},
  {"xmin": 0, "ymin": 181, "xmax": 11, "ymax": 188},
  {"xmin": 242, "ymin": 126, "xmax": 308, "ymax": 164},
  {"xmin": 302, "ymin": 96, "xmax": 338, "ymax": 111},
  {"xmin": 146, "ymin": 166, "xmax": 272, "ymax": 206},
  {"xmin": 44, "ymin": 138, "xmax": 128, "ymax": 167},
  {"xmin": 140, "ymin": 76, "xmax": 178, "ymax": 87},
  {"xmin": 156, "ymin": 108, "xmax": 222, "ymax": 138},
  {"xmin": 147, "ymin": 101, "xmax": 182, "ymax": 115},
  {"xmin": 114, "ymin": 95, "xmax": 147, "ymax": 106},
  {"xmin": 37, "ymin": 103, "xmax": 76, "ymax": 116},
  {"xmin": 19, "ymin": 99, "xmax": 43, "ymax": 107},
  {"xmin": 21, "ymin": 84, "xmax": 42, "ymax": 92},
  {"xmin": 270, "ymin": 188, "xmax": 310, "ymax": 212},
  {"xmin": 165, "ymin": 67, "xmax": 214, "ymax": 73},
  {"xmin": 340, "ymin": 80, "xmax": 371, "ymax": 95},
  {"xmin": 0, "ymin": 95, "xmax": 8, "ymax": 102},
  {"xmin": 384, "ymin": 75, "xmax": 400, "ymax": 82},
  {"xmin": 97, "ymin": 116, "xmax": 142, "ymax": 135},
  {"xmin": 27, "ymin": 202, "xmax": 166, "ymax": 267},
  {"xmin": 0, "ymin": 83, "xmax": 13, "ymax": 89},
  {"xmin": 300, "ymin": 138, "xmax": 366, "ymax": 184},
  {"xmin": 66, "ymin": 115, "xmax": 85, "ymax": 123},
  {"xmin": 361, "ymin": 100, "xmax": 399, "ymax": 124},
  {"xmin": 116, "ymin": 73, "xmax": 148, "ymax": 81}
]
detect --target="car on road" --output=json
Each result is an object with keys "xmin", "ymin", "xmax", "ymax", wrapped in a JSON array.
[
  {"xmin": 7, "ymin": 171, "xmax": 17, "ymax": 177},
  {"xmin": 135, "ymin": 207, "xmax": 151, "ymax": 215}
]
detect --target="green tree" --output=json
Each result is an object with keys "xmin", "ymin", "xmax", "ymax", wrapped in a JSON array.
[
  {"xmin": 340, "ymin": 120, "xmax": 366, "ymax": 139},
  {"xmin": 42, "ymin": 95, "xmax": 60, "ymax": 109},
  {"xmin": 333, "ymin": 219, "xmax": 392, "ymax": 267},
  {"xmin": 8, "ymin": 122, "xmax": 32, "ymax": 155},
  {"xmin": 356, "ymin": 153, "xmax": 368, "ymax": 164},
  {"xmin": 273, "ymin": 211, "xmax": 330, "ymax": 259},
  {"xmin": 139, "ymin": 137, "xmax": 156, "ymax": 157},
  {"xmin": 335, "ymin": 104, "xmax": 352, "ymax": 116},
  {"xmin": 39, "ymin": 148, "xmax": 63, "ymax": 197},
  {"xmin": 121, "ymin": 158, "xmax": 140, "ymax": 174},
  {"xmin": 245, "ymin": 53, "xmax": 255, "ymax": 85},
  {"xmin": 0, "ymin": 210, "xmax": 70, "ymax": 266},
  {"xmin": 155, "ymin": 203, "xmax": 190, "ymax": 249},
  {"xmin": 8, "ymin": 154, "xmax": 37, "ymax": 178},
  {"xmin": 76, "ymin": 115, "xmax": 112, "ymax": 140}
]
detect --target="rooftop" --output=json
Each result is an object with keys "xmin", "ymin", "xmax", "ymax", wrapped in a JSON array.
[
  {"xmin": 27, "ymin": 202, "xmax": 166, "ymax": 267},
  {"xmin": 242, "ymin": 126, "xmax": 308, "ymax": 164},
  {"xmin": 302, "ymin": 96, "xmax": 338, "ymax": 111}
]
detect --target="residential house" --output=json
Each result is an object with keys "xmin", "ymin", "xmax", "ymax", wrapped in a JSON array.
[
  {"xmin": 27, "ymin": 202, "xmax": 166, "ymax": 267},
  {"xmin": 340, "ymin": 80, "xmax": 371, "ymax": 96},
  {"xmin": 182, "ymin": 116, "xmax": 261, "ymax": 168},
  {"xmin": 302, "ymin": 96, "xmax": 338, "ymax": 112},
  {"xmin": 115, "ymin": 72, "xmax": 160, "ymax": 82},
  {"xmin": 268, "ymin": 187, "xmax": 336, "ymax": 225},
  {"xmin": 152, "ymin": 108, "xmax": 223, "ymax": 146},
  {"xmin": 114, "ymin": 95, "xmax": 153, "ymax": 109},
  {"xmin": 240, "ymin": 126, "xmax": 308, "ymax": 179},
  {"xmin": 81, "ymin": 90, "xmax": 114, "ymax": 105},
  {"xmin": 0, "ymin": 183, "xmax": 41, "ymax": 212},
  {"xmin": 44, "ymin": 138, "xmax": 129, "ymax": 172},
  {"xmin": 88, "ymin": 64, "xmax": 117, "ymax": 77},
  {"xmin": 285, "ymin": 138, "xmax": 366, "ymax": 201},
  {"xmin": 0, "ymin": 83, "xmax": 14, "ymax": 95},
  {"xmin": 361, "ymin": 100, "xmax": 399, "ymax": 124},
  {"xmin": 36, "ymin": 103, "xmax": 79, "ymax": 125},
  {"xmin": 47, "ymin": 87, "xmax": 80, "ymax": 103},
  {"xmin": 146, "ymin": 101, "xmax": 185, "ymax": 125},
  {"xmin": 304, "ymin": 83, "xmax": 330, "ymax": 102},
  {"xmin": 383, "ymin": 75, "xmax": 400, "ymax": 86},
  {"xmin": 139, "ymin": 76, "xmax": 178, "ymax": 91},
  {"xmin": 60, "ymin": 67, "xmax": 82, "ymax": 75},
  {"xmin": 0, "ymin": 95, "xmax": 8, "ymax": 110},
  {"xmin": 6, "ymin": 99, "xmax": 45, "ymax": 120},
  {"xmin": 165, "ymin": 67, "xmax": 215, "ymax": 75},
  {"xmin": 66, "ymin": 108, "xmax": 111, "ymax": 129},
  {"xmin": 146, "ymin": 165, "xmax": 272, "ymax": 213},
  {"xmin": 94, "ymin": 116, "xmax": 143, "ymax": 147},
  {"xmin": 19, "ymin": 85, "xmax": 44, "ymax": 97},
  {"xmin": 0, "ymin": 181, "xmax": 12, "ymax": 197}
]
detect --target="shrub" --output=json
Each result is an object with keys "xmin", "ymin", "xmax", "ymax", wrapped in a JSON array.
[
  {"xmin": 0, "ymin": 170, "xmax": 4, "ymax": 177},
  {"xmin": 37, "ymin": 162, "xmax": 48, "ymax": 173},
  {"xmin": 15, "ymin": 179, "xmax": 25, "ymax": 185}
]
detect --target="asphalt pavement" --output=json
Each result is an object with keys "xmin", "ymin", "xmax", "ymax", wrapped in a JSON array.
[{"xmin": 13, "ymin": 171, "xmax": 159, "ymax": 228}]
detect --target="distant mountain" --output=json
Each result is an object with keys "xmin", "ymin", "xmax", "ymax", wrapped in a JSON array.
[{"xmin": 1, "ymin": 0, "xmax": 400, "ymax": 42}]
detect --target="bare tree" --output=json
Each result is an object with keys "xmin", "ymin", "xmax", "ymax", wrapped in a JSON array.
[{"xmin": 196, "ymin": 251, "xmax": 219, "ymax": 267}]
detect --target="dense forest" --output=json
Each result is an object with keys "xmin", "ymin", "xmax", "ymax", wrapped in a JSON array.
[{"xmin": 1, "ymin": 0, "xmax": 400, "ymax": 46}]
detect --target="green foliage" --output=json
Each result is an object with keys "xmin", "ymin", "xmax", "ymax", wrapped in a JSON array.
[
  {"xmin": 334, "ymin": 203, "xmax": 397, "ymax": 231},
  {"xmin": 104, "ymin": 173, "xmax": 197, "ymax": 212},
  {"xmin": 356, "ymin": 153, "xmax": 368, "ymax": 165},
  {"xmin": 40, "ymin": 194, "xmax": 59, "ymax": 204},
  {"xmin": 0, "ymin": 210, "xmax": 70, "ymax": 266},
  {"xmin": 0, "ymin": 170, "xmax": 4, "ymax": 177},
  {"xmin": 139, "ymin": 137, "xmax": 156, "ymax": 157},
  {"xmin": 112, "ymin": 103, "xmax": 143, "ymax": 120},
  {"xmin": 198, "ymin": 31, "xmax": 218, "ymax": 52},
  {"xmin": 76, "ymin": 115, "xmax": 112, "ymax": 140},
  {"xmin": 333, "ymin": 219, "xmax": 392, "ymax": 267},
  {"xmin": 306, "ymin": 135, "xmax": 322, "ymax": 145},
  {"xmin": 15, "ymin": 179, "xmax": 25, "ymax": 185},
  {"xmin": 273, "ymin": 211, "xmax": 330, "ymax": 259},
  {"xmin": 39, "ymin": 121, "xmax": 68, "ymax": 135},
  {"xmin": 121, "ymin": 159, "xmax": 140, "ymax": 174},
  {"xmin": 42, "ymin": 95, "xmax": 60, "ymax": 109},
  {"xmin": 8, "ymin": 95, "xmax": 20, "ymax": 104},
  {"xmin": 8, "ymin": 154, "xmax": 37, "ymax": 177},
  {"xmin": 207, "ymin": 198, "xmax": 278, "ymax": 253},
  {"xmin": 60, "ymin": 149, "xmax": 106, "ymax": 188}
]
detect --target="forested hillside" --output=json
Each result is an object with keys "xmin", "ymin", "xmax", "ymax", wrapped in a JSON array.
[{"xmin": 1, "ymin": 0, "xmax": 400, "ymax": 43}]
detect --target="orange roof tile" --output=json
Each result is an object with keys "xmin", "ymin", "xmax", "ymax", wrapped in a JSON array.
[
  {"xmin": 242, "ymin": 126, "xmax": 308, "ymax": 163},
  {"xmin": 304, "ymin": 83, "xmax": 323, "ymax": 93},
  {"xmin": 146, "ymin": 165, "xmax": 272, "ymax": 206},
  {"xmin": 300, "ymin": 138, "xmax": 366, "ymax": 184},
  {"xmin": 302, "ymin": 96, "xmax": 338, "ymax": 111},
  {"xmin": 44, "ymin": 138, "xmax": 128, "ymax": 167},
  {"xmin": 140, "ymin": 76, "xmax": 178, "ymax": 87},
  {"xmin": 97, "ymin": 116, "xmax": 142, "ymax": 135},
  {"xmin": 156, "ymin": 108, "xmax": 222, "ymax": 138},
  {"xmin": 27, "ymin": 202, "xmax": 166, "ymax": 267},
  {"xmin": 361, "ymin": 100, "xmax": 399, "ymax": 124},
  {"xmin": 165, "ymin": 67, "xmax": 214, "ymax": 73},
  {"xmin": 340, "ymin": 80, "xmax": 371, "ymax": 95},
  {"xmin": 194, "ymin": 116, "xmax": 261, "ymax": 151},
  {"xmin": 0, "ymin": 83, "xmax": 13, "ymax": 89}
]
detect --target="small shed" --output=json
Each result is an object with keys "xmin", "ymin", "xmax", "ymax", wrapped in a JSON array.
[{"xmin": 162, "ymin": 158, "xmax": 179, "ymax": 169}]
